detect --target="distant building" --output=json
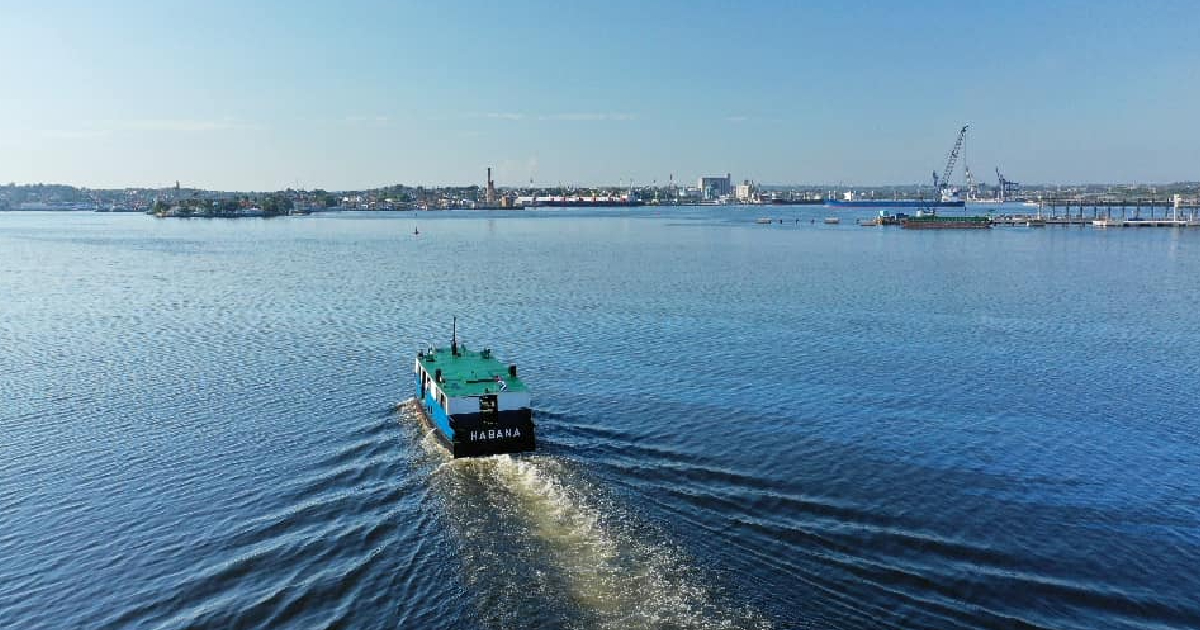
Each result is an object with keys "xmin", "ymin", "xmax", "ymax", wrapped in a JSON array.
[
  {"xmin": 698, "ymin": 174, "xmax": 732, "ymax": 200},
  {"xmin": 735, "ymin": 179, "xmax": 757, "ymax": 202}
]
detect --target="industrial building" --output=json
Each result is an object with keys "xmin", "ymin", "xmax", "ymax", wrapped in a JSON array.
[{"xmin": 698, "ymin": 175, "xmax": 732, "ymax": 200}]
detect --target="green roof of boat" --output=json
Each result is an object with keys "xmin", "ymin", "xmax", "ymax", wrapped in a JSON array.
[{"xmin": 418, "ymin": 346, "xmax": 529, "ymax": 397}]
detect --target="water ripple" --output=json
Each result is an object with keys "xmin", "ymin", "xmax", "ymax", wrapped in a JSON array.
[{"xmin": 3, "ymin": 210, "xmax": 1200, "ymax": 630}]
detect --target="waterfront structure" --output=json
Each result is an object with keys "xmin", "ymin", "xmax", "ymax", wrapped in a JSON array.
[
  {"xmin": 515, "ymin": 195, "xmax": 643, "ymax": 208},
  {"xmin": 6, "ymin": 182, "xmax": 1199, "ymax": 216},
  {"xmin": 735, "ymin": 180, "xmax": 757, "ymax": 202},
  {"xmin": 699, "ymin": 175, "xmax": 732, "ymax": 200},
  {"xmin": 826, "ymin": 193, "xmax": 966, "ymax": 208}
]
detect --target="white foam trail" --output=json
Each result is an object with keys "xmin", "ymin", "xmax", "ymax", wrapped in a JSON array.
[
  {"xmin": 398, "ymin": 399, "xmax": 769, "ymax": 628},
  {"xmin": 394, "ymin": 399, "xmax": 453, "ymax": 463},
  {"xmin": 486, "ymin": 455, "xmax": 769, "ymax": 630}
]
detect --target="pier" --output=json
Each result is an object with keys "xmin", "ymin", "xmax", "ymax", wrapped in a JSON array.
[{"xmin": 990, "ymin": 194, "xmax": 1200, "ymax": 227}]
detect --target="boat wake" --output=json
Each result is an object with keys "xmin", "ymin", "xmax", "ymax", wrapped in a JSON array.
[{"xmin": 395, "ymin": 400, "xmax": 770, "ymax": 629}]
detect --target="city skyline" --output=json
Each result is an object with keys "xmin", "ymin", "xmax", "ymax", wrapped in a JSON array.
[{"xmin": 2, "ymin": 0, "xmax": 1197, "ymax": 191}]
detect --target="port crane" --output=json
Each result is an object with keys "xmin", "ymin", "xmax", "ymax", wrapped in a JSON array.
[
  {"xmin": 931, "ymin": 125, "xmax": 969, "ymax": 201},
  {"xmin": 995, "ymin": 166, "xmax": 1019, "ymax": 202}
]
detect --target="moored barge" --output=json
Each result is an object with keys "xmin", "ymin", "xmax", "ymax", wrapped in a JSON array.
[{"xmin": 901, "ymin": 215, "xmax": 991, "ymax": 229}]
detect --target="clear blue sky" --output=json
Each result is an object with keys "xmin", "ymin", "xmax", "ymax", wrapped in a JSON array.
[{"xmin": 1, "ymin": 0, "xmax": 1196, "ymax": 190}]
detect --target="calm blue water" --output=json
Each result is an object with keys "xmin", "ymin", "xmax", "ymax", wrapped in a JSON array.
[{"xmin": 2, "ymin": 208, "xmax": 1198, "ymax": 630}]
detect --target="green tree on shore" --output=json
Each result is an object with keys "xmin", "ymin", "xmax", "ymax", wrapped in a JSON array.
[{"xmin": 259, "ymin": 195, "xmax": 293, "ymax": 216}]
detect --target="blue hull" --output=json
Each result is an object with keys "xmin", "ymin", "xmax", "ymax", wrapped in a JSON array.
[
  {"xmin": 825, "ymin": 199, "xmax": 966, "ymax": 208},
  {"xmin": 413, "ymin": 372, "xmax": 535, "ymax": 458}
]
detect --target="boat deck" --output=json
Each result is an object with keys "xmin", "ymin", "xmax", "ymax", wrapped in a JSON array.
[{"xmin": 418, "ymin": 346, "xmax": 528, "ymax": 397}]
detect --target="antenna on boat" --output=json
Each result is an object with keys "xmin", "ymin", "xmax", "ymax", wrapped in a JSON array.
[{"xmin": 451, "ymin": 316, "xmax": 458, "ymax": 356}]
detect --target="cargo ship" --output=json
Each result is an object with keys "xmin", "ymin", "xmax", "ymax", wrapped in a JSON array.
[
  {"xmin": 769, "ymin": 198, "xmax": 824, "ymax": 205},
  {"xmin": 413, "ymin": 323, "xmax": 535, "ymax": 458},
  {"xmin": 825, "ymin": 198, "xmax": 965, "ymax": 208}
]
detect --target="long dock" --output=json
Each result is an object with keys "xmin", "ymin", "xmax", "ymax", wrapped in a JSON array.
[
  {"xmin": 1029, "ymin": 195, "xmax": 1198, "ymax": 218},
  {"xmin": 991, "ymin": 194, "xmax": 1200, "ymax": 227}
]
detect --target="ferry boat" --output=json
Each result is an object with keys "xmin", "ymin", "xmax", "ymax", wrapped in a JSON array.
[{"xmin": 413, "ymin": 324, "xmax": 535, "ymax": 458}]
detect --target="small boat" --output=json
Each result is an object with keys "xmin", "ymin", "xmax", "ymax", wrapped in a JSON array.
[
  {"xmin": 823, "ymin": 217, "xmax": 840, "ymax": 224},
  {"xmin": 1093, "ymin": 218, "xmax": 1124, "ymax": 228},
  {"xmin": 412, "ymin": 320, "xmax": 535, "ymax": 458},
  {"xmin": 413, "ymin": 226, "xmax": 420, "ymax": 235},
  {"xmin": 755, "ymin": 217, "xmax": 773, "ymax": 224}
]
